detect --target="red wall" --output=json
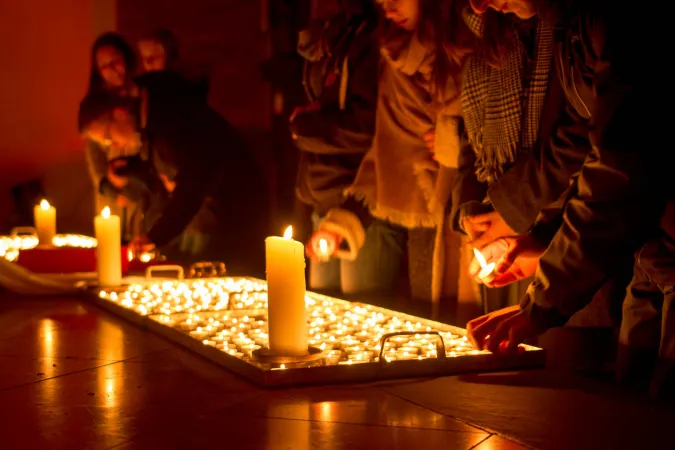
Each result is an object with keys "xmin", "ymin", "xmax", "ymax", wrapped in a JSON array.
[{"xmin": 0, "ymin": 0, "xmax": 115, "ymax": 230}]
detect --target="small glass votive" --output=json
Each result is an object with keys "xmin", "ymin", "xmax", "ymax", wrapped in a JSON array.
[
  {"xmin": 325, "ymin": 350, "xmax": 342, "ymax": 365},
  {"xmin": 347, "ymin": 351, "xmax": 374, "ymax": 363}
]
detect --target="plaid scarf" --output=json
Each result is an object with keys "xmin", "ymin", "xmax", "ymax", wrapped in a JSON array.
[{"xmin": 461, "ymin": 10, "xmax": 553, "ymax": 184}]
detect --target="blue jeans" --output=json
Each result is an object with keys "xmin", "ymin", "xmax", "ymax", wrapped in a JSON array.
[{"xmin": 309, "ymin": 217, "xmax": 406, "ymax": 295}]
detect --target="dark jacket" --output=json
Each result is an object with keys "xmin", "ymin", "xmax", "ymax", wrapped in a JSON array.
[
  {"xmin": 517, "ymin": 1, "xmax": 664, "ymax": 330},
  {"xmin": 451, "ymin": 30, "xmax": 568, "ymax": 235},
  {"xmin": 292, "ymin": 10, "xmax": 379, "ymax": 218},
  {"xmin": 137, "ymin": 72, "xmax": 269, "ymax": 257}
]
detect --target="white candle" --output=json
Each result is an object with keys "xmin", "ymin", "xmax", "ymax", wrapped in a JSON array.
[
  {"xmin": 473, "ymin": 248, "xmax": 496, "ymax": 284},
  {"xmin": 94, "ymin": 207, "xmax": 121, "ymax": 287},
  {"xmin": 33, "ymin": 199, "xmax": 56, "ymax": 246},
  {"xmin": 266, "ymin": 225, "xmax": 308, "ymax": 356}
]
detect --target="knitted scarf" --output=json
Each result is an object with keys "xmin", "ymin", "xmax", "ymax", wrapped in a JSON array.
[{"xmin": 461, "ymin": 10, "xmax": 553, "ymax": 184}]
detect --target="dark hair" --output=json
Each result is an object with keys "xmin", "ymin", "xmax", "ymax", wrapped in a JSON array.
[
  {"xmin": 139, "ymin": 28, "xmax": 180, "ymax": 68},
  {"xmin": 78, "ymin": 92, "xmax": 136, "ymax": 134},
  {"xmin": 475, "ymin": 10, "xmax": 517, "ymax": 67},
  {"xmin": 418, "ymin": 0, "xmax": 475, "ymax": 98},
  {"xmin": 471, "ymin": 0, "xmax": 559, "ymax": 68},
  {"xmin": 88, "ymin": 32, "xmax": 136, "ymax": 94}
]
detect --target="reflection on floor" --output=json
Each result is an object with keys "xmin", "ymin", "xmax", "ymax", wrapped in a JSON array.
[{"xmin": 1, "ymin": 293, "xmax": 673, "ymax": 450}]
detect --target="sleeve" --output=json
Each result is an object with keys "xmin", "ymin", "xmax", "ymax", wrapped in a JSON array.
[
  {"xmin": 146, "ymin": 108, "xmax": 223, "ymax": 247},
  {"xmin": 520, "ymin": 12, "xmax": 663, "ymax": 331},
  {"xmin": 290, "ymin": 33, "xmax": 379, "ymax": 156},
  {"xmin": 487, "ymin": 99, "xmax": 591, "ymax": 234},
  {"xmin": 449, "ymin": 123, "xmax": 490, "ymax": 233},
  {"xmin": 85, "ymin": 140, "xmax": 119, "ymax": 199}
]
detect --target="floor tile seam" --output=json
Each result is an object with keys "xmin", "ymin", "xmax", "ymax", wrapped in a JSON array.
[
  {"xmin": 379, "ymin": 387, "xmax": 537, "ymax": 449},
  {"xmin": 0, "ymin": 348, "xmax": 171, "ymax": 392},
  {"xmin": 467, "ymin": 435, "xmax": 492, "ymax": 449}
]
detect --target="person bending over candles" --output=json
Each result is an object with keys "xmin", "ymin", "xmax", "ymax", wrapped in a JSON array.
[
  {"xmin": 463, "ymin": 0, "xmax": 665, "ymax": 396},
  {"xmin": 79, "ymin": 71, "xmax": 270, "ymax": 276}
]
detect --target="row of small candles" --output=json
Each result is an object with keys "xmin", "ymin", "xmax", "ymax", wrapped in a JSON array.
[{"xmin": 99, "ymin": 277, "xmax": 490, "ymax": 365}]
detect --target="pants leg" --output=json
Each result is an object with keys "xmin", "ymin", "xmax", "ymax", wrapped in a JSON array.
[
  {"xmin": 617, "ymin": 265, "xmax": 663, "ymax": 392},
  {"xmin": 407, "ymin": 227, "xmax": 435, "ymax": 302},
  {"xmin": 651, "ymin": 286, "xmax": 675, "ymax": 400},
  {"xmin": 340, "ymin": 219, "xmax": 406, "ymax": 295}
]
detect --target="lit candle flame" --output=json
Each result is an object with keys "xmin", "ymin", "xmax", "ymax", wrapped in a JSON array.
[
  {"xmin": 473, "ymin": 248, "xmax": 487, "ymax": 269},
  {"xmin": 318, "ymin": 238, "xmax": 328, "ymax": 255},
  {"xmin": 283, "ymin": 226, "xmax": 293, "ymax": 240},
  {"xmin": 101, "ymin": 206, "xmax": 111, "ymax": 219},
  {"xmin": 40, "ymin": 199, "xmax": 51, "ymax": 210}
]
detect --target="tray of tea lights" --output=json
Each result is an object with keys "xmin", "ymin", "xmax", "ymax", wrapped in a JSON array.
[
  {"xmin": 91, "ymin": 275, "xmax": 545, "ymax": 387},
  {"xmin": 0, "ymin": 230, "xmax": 97, "ymax": 262}
]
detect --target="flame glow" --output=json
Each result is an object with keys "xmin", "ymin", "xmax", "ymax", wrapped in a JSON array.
[
  {"xmin": 473, "ymin": 248, "xmax": 487, "ymax": 269},
  {"xmin": 40, "ymin": 199, "xmax": 50, "ymax": 210},
  {"xmin": 101, "ymin": 207, "xmax": 111, "ymax": 219},
  {"xmin": 318, "ymin": 238, "xmax": 328, "ymax": 255},
  {"xmin": 283, "ymin": 226, "xmax": 293, "ymax": 240}
]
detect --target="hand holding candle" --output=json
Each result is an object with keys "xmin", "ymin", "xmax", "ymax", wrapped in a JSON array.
[
  {"xmin": 33, "ymin": 199, "xmax": 56, "ymax": 246},
  {"xmin": 472, "ymin": 248, "xmax": 496, "ymax": 284},
  {"xmin": 95, "ymin": 206, "xmax": 122, "ymax": 287},
  {"xmin": 266, "ymin": 226, "xmax": 309, "ymax": 356},
  {"xmin": 469, "ymin": 236, "xmax": 545, "ymax": 287},
  {"xmin": 307, "ymin": 230, "xmax": 338, "ymax": 262}
]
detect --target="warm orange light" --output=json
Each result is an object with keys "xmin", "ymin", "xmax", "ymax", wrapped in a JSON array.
[
  {"xmin": 318, "ymin": 238, "xmax": 329, "ymax": 255},
  {"xmin": 283, "ymin": 226, "xmax": 293, "ymax": 240},
  {"xmin": 40, "ymin": 199, "xmax": 51, "ymax": 210},
  {"xmin": 473, "ymin": 248, "xmax": 487, "ymax": 269},
  {"xmin": 101, "ymin": 206, "xmax": 111, "ymax": 219}
]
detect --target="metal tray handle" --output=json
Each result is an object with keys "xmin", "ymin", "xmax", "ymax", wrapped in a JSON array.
[
  {"xmin": 145, "ymin": 265, "xmax": 185, "ymax": 280},
  {"xmin": 378, "ymin": 331, "xmax": 447, "ymax": 364},
  {"xmin": 187, "ymin": 261, "xmax": 226, "ymax": 278},
  {"xmin": 10, "ymin": 227, "xmax": 38, "ymax": 238}
]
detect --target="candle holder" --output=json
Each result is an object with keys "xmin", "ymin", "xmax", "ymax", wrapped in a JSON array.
[{"xmin": 251, "ymin": 345, "xmax": 327, "ymax": 367}]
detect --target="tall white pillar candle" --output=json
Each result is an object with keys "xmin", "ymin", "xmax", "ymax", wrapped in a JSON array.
[
  {"xmin": 94, "ymin": 207, "xmax": 122, "ymax": 287},
  {"xmin": 33, "ymin": 199, "xmax": 56, "ymax": 246},
  {"xmin": 266, "ymin": 226, "xmax": 308, "ymax": 356}
]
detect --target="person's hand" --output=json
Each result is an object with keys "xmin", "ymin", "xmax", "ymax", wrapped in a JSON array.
[
  {"xmin": 306, "ymin": 230, "xmax": 342, "ymax": 261},
  {"xmin": 423, "ymin": 131, "xmax": 435, "ymax": 157},
  {"xmin": 467, "ymin": 305, "xmax": 539, "ymax": 353},
  {"xmin": 129, "ymin": 235, "xmax": 156, "ymax": 255},
  {"xmin": 489, "ymin": 235, "xmax": 545, "ymax": 287},
  {"xmin": 468, "ymin": 235, "xmax": 544, "ymax": 288},
  {"xmin": 464, "ymin": 211, "xmax": 517, "ymax": 249},
  {"xmin": 107, "ymin": 160, "xmax": 129, "ymax": 189},
  {"xmin": 115, "ymin": 194, "xmax": 133, "ymax": 207}
]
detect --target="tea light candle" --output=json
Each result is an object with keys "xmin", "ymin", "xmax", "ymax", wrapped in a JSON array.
[
  {"xmin": 94, "ymin": 207, "xmax": 121, "ymax": 287},
  {"xmin": 313, "ymin": 236, "xmax": 335, "ymax": 262},
  {"xmin": 325, "ymin": 350, "xmax": 342, "ymax": 365},
  {"xmin": 34, "ymin": 199, "xmax": 56, "ymax": 246},
  {"xmin": 473, "ymin": 248, "xmax": 496, "ymax": 284},
  {"xmin": 266, "ymin": 226, "xmax": 308, "ymax": 356}
]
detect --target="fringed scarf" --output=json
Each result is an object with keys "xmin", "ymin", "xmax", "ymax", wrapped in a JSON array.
[{"xmin": 461, "ymin": 10, "xmax": 554, "ymax": 184}]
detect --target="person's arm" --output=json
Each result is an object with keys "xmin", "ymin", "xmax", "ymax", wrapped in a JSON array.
[
  {"xmin": 520, "ymin": 13, "xmax": 662, "ymax": 331},
  {"xmin": 487, "ymin": 98, "xmax": 591, "ymax": 234},
  {"xmin": 85, "ymin": 139, "xmax": 119, "ymax": 199},
  {"xmin": 145, "ymin": 108, "xmax": 223, "ymax": 247},
  {"xmin": 290, "ymin": 32, "xmax": 379, "ymax": 156},
  {"xmin": 450, "ymin": 123, "xmax": 491, "ymax": 233}
]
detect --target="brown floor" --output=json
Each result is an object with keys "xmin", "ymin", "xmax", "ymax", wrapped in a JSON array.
[{"xmin": 1, "ymin": 294, "xmax": 673, "ymax": 450}]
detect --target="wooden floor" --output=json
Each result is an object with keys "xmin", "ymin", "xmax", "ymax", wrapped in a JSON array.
[{"xmin": 0, "ymin": 293, "xmax": 673, "ymax": 450}]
